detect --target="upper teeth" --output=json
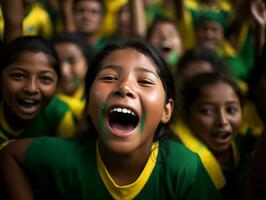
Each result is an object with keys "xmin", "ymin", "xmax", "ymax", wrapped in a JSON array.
[
  {"xmin": 23, "ymin": 99, "xmax": 35, "ymax": 103},
  {"xmin": 110, "ymin": 107, "xmax": 136, "ymax": 116}
]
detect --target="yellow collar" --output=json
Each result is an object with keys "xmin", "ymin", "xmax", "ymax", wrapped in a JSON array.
[
  {"xmin": 173, "ymin": 120, "xmax": 241, "ymax": 189},
  {"xmin": 0, "ymin": 101, "xmax": 21, "ymax": 137},
  {"xmin": 96, "ymin": 140, "xmax": 159, "ymax": 200}
]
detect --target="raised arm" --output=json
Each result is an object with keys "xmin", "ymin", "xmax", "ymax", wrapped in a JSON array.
[
  {"xmin": 0, "ymin": 138, "xmax": 34, "ymax": 200},
  {"xmin": 251, "ymin": 0, "xmax": 266, "ymax": 56},
  {"xmin": 129, "ymin": 0, "xmax": 146, "ymax": 38},
  {"xmin": 1, "ymin": 0, "xmax": 23, "ymax": 44},
  {"xmin": 58, "ymin": 0, "xmax": 76, "ymax": 32}
]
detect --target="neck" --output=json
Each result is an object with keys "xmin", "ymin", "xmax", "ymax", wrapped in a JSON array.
[
  {"xmin": 214, "ymin": 146, "xmax": 234, "ymax": 170},
  {"xmin": 98, "ymin": 140, "xmax": 153, "ymax": 186},
  {"xmin": 3, "ymin": 102, "xmax": 29, "ymax": 131},
  {"xmin": 81, "ymin": 32, "xmax": 100, "ymax": 46}
]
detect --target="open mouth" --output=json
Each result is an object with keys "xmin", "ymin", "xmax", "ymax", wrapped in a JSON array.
[
  {"xmin": 211, "ymin": 131, "xmax": 231, "ymax": 145},
  {"xmin": 108, "ymin": 107, "xmax": 139, "ymax": 136},
  {"xmin": 18, "ymin": 99, "xmax": 40, "ymax": 108},
  {"xmin": 160, "ymin": 41, "xmax": 172, "ymax": 53}
]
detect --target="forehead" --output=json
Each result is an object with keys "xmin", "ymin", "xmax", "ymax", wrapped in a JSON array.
[
  {"xmin": 153, "ymin": 22, "xmax": 178, "ymax": 33},
  {"xmin": 198, "ymin": 21, "xmax": 223, "ymax": 30},
  {"xmin": 5, "ymin": 51, "xmax": 54, "ymax": 70},
  {"xmin": 75, "ymin": 0, "xmax": 102, "ymax": 9},
  {"xmin": 196, "ymin": 82, "xmax": 239, "ymax": 103},
  {"xmin": 55, "ymin": 42, "xmax": 83, "ymax": 55},
  {"xmin": 101, "ymin": 48, "xmax": 158, "ymax": 71}
]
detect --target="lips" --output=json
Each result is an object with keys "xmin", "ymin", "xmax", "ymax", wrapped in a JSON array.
[
  {"xmin": 106, "ymin": 105, "xmax": 140, "ymax": 138},
  {"xmin": 211, "ymin": 131, "xmax": 232, "ymax": 146},
  {"xmin": 16, "ymin": 98, "xmax": 41, "ymax": 117}
]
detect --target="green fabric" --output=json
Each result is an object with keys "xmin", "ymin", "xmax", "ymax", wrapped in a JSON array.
[
  {"xmin": 196, "ymin": 10, "xmax": 227, "ymax": 30},
  {"xmin": 0, "ymin": 96, "xmax": 72, "ymax": 143},
  {"xmin": 224, "ymin": 55, "xmax": 250, "ymax": 81},
  {"xmin": 24, "ymin": 137, "xmax": 222, "ymax": 199},
  {"xmin": 220, "ymin": 134, "xmax": 252, "ymax": 199}
]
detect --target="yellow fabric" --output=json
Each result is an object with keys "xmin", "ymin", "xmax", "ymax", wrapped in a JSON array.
[
  {"xmin": 0, "ymin": 130, "xmax": 9, "ymax": 150},
  {"xmin": 57, "ymin": 84, "xmax": 85, "ymax": 119},
  {"xmin": 217, "ymin": 39, "xmax": 237, "ymax": 57},
  {"xmin": 177, "ymin": 8, "xmax": 196, "ymax": 50},
  {"xmin": 186, "ymin": 0, "xmax": 232, "ymax": 11},
  {"xmin": 0, "ymin": 101, "xmax": 21, "ymax": 137},
  {"xmin": 234, "ymin": 21, "xmax": 249, "ymax": 53},
  {"xmin": 101, "ymin": 0, "xmax": 128, "ymax": 37},
  {"xmin": 97, "ymin": 140, "xmax": 159, "ymax": 200},
  {"xmin": 173, "ymin": 120, "xmax": 226, "ymax": 189},
  {"xmin": 240, "ymin": 100, "xmax": 263, "ymax": 137},
  {"xmin": 56, "ymin": 111, "xmax": 76, "ymax": 138},
  {"xmin": 0, "ymin": 3, "xmax": 53, "ymax": 39}
]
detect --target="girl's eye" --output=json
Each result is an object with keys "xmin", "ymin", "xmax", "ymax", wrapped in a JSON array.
[
  {"xmin": 39, "ymin": 76, "xmax": 54, "ymax": 84},
  {"xmin": 226, "ymin": 106, "xmax": 239, "ymax": 115},
  {"xmin": 138, "ymin": 79, "xmax": 154, "ymax": 86},
  {"xmin": 10, "ymin": 73, "xmax": 25, "ymax": 80},
  {"xmin": 66, "ymin": 57, "xmax": 76, "ymax": 65},
  {"xmin": 100, "ymin": 75, "xmax": 118, "ymax": 82},
  {"xmin": 199, "ymin": 107, "xmax": 215, "ymax": 116}
]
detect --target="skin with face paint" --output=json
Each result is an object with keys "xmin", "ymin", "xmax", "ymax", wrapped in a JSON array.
[
  {"xmin": 196, "ymin": 21, "xmax": 224, "ymax": 49},
  {"xmin": 74, "ymin": 0, "xmax": 103, "ymax": 35},
  {"xmin": 1, "ymin": 51, "xmax": 58, "ymax": 127},
  {"xmin": 55, "ymin": 42, "xmax": 88, "ymax": 96},
  {"xmin": 188, "ymin": 82, "xmax": 242, "ymax": 154},
  {"xmin": 149, "ymin": 22, "xmax": 183, "ymax": 61},
  {"xmin": 88, "ymin": 48, "xmax": 173, "ymax": 156}
]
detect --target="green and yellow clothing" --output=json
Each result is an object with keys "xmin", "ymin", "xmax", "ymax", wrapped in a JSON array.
[
  {"xmin": 57, "ymin": 84, "xmax": 86, "ymax": 121},
  {"xmin": 0, "ymin": 3, "xmax": 53, "ymax": 39},
  {"xmin": 24, "ymin": 136, "xmax": 222, "ymax": 199},
  {"xmin": 0, "ymin": 96, "xmax": 76, "ymax": 149},
  {"xmin": 172, "ymin": 120, "xmax": 251, "ymax": 199},
  {"xmin": 240, "ymin": 100, "xmax": 263, "ymax": 138},
  {"xmin": 101, "ymin": 0, "xmax": 128, "ymax": 37}
]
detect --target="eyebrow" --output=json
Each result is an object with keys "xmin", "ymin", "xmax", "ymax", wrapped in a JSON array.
[{"xmin": 100, "ymin": 64, "xmax": 159, "ymax": 77}]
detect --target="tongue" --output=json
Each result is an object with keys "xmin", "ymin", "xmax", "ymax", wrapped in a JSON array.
[{"xmin": 111, "ymin": 122, "xmax": 135, "ymax": 133}]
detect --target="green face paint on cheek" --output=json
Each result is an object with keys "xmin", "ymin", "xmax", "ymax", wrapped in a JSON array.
[
  {"xmin": 98, "ymin": 102, "xmax": 109, "ymax": 138},
  {"xmin": 140, "ymin": 112, "xmax": 145, "ymax": 133}
]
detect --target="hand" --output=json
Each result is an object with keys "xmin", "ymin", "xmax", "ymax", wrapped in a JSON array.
[{"xmin": 251, "ymin": 0, "xmax": 266, "ymax": 28}]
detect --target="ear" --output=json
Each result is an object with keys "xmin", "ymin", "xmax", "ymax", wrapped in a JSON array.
[{"xmin": 161, "ymin": 98, "xmax": 174, "ymax": 124}]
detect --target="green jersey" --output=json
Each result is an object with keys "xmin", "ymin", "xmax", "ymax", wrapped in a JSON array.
[
  {"xmin": 24, "ymin": 136, "xmax": 222, "ymax": 200},
  {"xmin": 0, "ymin": 96, "xmax": 76, "ymax": 148}
]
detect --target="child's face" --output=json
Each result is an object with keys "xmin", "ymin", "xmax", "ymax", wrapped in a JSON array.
[
  {"xmin": 74, "ymin": 0, "xmax": 103, "ymax": 35},
  {"xmin": 149, "ymin": 22, "xmax": 182, "ymax": 60},
  {"xmin": 88, "ymin": 48, "xmax": 173, "ymax": 154},
  {"xmin": 196, "ymin": 22, "xmax": 224, "ymax": 49},
  {"xmin": 1, "ymin": 51, "xmax": 58, "ymax": 120},
  {"xmin": 188, "ymin": 82, "xmax": 241, "ymax": 153},
  {"xmin": 55, "ymin": 42, "xmax": 88, "ymax": 95}
]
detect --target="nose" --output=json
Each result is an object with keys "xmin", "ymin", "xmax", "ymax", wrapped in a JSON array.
[
  {"xmin": 114, "ymin": 78, "xmax": 136, "ymax": 98},
  {"xmin": 61, "ymin": 62, "xmax": 71, "ymax": 78},
  {"xmin": 215, "ymin": 109, "xmax": 228, "ymax": 127},
  {"xmin": 23, "ymin": 77, "xmax": 39, "ymax": 94}
]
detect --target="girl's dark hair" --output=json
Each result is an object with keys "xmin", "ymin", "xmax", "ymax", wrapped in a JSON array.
[
  {"xmin": 180, "ymin": 72, "xmax": 243, "ymax": 118},
  {"xmin": 176, "ymin": 46, "xmax": 228, "ymax": 76},
  {"xmin": 1, "ymin": 36, "xmax": 60, "ymax": 77},
  {"xmin": 84, "ymin": 39, "xmax": 176, "ymax": 141},
  {"xmin": 52, "ymin": 32, "xmax": 94, "ymax": 67}
]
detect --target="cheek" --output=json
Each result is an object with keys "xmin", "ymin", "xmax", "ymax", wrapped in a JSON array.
[{"xmin": 40, "ymin": 84, "xmax": 57, "ymax": 98}]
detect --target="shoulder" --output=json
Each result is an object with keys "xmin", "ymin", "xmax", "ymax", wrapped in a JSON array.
[
  {"xmin": 44, "ymin": 96, "xmax": 72, "ymax": 115},
  {"xmin": 158, "ymin": 139, "xmax": 202, "ymax": 175},
  {"xmin": 25, "ymin": 136, "xmax": 96, "ymax": 167}
]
